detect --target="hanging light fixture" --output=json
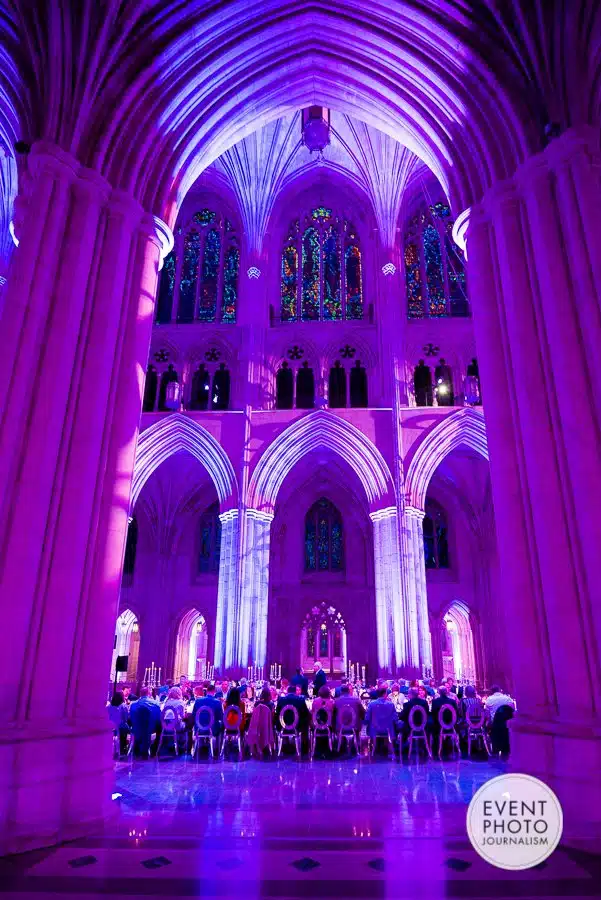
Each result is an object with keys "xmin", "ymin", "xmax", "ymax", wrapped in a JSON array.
[{"xmin": 301, "ymin": 106, "xmax": 331, "ymax": 153}]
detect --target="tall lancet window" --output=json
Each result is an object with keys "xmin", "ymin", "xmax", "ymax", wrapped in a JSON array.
[
  {"xmin": 304, "ymin": 498, "xmax": 344, "ymax": 572},
  {"xmin": 198, "ymin": 501, "xmax": 222, "ymax": 574},
  {"xmin": 423, "ymin": 498, "xmax": 450, "ymax": 569},
  {"xmin": 403, "ymin": 201, "xmax": 469, "ymax": 319},
  {"xmin": 157, "ymin": 209, "xmax": 239, "ymax": 324},
  {"xmin": 280, "ymin": 209, "xmax": 363, "ymax": 322}
]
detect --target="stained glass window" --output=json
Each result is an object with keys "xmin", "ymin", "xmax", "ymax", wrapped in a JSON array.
[
  {"xmin": 423, "ymin": 499, "xmax": 449, "ymax": 569},
  {"xmin": 424, "ymin": 223, "xmax": 446, "ymax": 316},
  {"xmin": 323, "ymin": 226, "xmax": 341, "ymax": 320},
  {"xmin": 280, "ymin": 214, "xmax": 363, "ymax": 321},
  {"xmin": 307, "ymin": 626, "xmax": 315, "ymax": 657},
  {"xmin": 221, "ymin": 245, "xmax": 239, "ymax": 323},
  {"xmin": 445, "ymin": 233, "xmax": 469, "ymax": 317},
  {"xmin": 333, "ymin": 627, "xmax": 342, "ymax": 657},
  {"xmin": 178, "ymin": 230, "xmax": 201, "ymax": 323},
  {"xmin": 319, "ymin": 623, "xmax": 328, "ymax": 656},
  {"xmin": 166, "ymin": 210, "xmax": 239, "ymax": 323},
  {"xmin": 404, "ymin": 204, "xmax": 469, "ymax": 319},
  {"xmin": 123, "ymin": 517, "xmax": 138, "ymax": 583},
  {"xmin": 345, "ymin": 245, "xmax": 363, "ymax": 320},
  {"xmin": 302, "ymin": 227, "xmax": 320, "ymax": 321},
  {"xmin": 156, "ymin": 250, "xmax": 176, "ymax": 324},
  {"xmin": 198, "ymin": 228, "xmax": 221, "ymax": 322},
  {"xmin": 404, "ymin": 242, "xmax": 423, "ymax": 318},
  {"xmin": 281, "ymin": 245, "xmax": 298, "ymax": 322},
  {"xmin": 304, "ymin": 498, "xmax": 343, "ymax": 572},
  {"xmin": 193, "ymin": 208, "xmax": 216, "ymax": 226},
  {"xmin": 199, "ymin": 502, "xmax": 222, "ymax": 574}
]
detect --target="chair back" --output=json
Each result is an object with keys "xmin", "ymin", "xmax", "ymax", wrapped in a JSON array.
[
  {"xmin": 437, "ymin": 703, "xmax": 457, "ymax": 730},
  {"xmin": 466, "ymin": 703, "xmax": 484, "ymax": 727},
  {"xmin": 337, "ymin": 704, "xmax": 358, "ymax": 732},
  {"xmin": 194, "ymin": 704, "xmax": 215, "ymax": 733},
  {"xmin": 224, "ymin": 705, "xmax": 243, "ymax": 732},
  {"xmin": 161, "ymin": 705, "xmax": 183, "ymax": 733},
  {"xmin": 312, "ymin": 704, "xmax": 332, "ymax": 730},
  {"xmin": 371, "ymin": 701, "xmax": 395, "ymax": 735},
  {"xmin": 408, "ymin": 704, "xmax": 428, "ymax": 732},
  {"xmin": 247, "ymin": 703, "xmax": 274, "ymax": 746},
  {"xmin": 279, "ymin": 704, "xmax": 299, "ymax": 732}
]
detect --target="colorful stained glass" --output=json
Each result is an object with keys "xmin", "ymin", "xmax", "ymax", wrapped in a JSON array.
[
  {"xmin": 301, "ymin": 227, "xmax": 320, "ymax": 321},
  {"xmin": 445, "ymin": 234, "xmax": 469, "ymax": 317},
  {"xmin": 430, "ymin": 202, "xmax": 451, "ymax": 220},
  {"xmin": 305, "ymin": 518, "xmax": 316, "ymax": 570},
  {"xmin": 156, "ymin": 250, "xmax": 176, "ymax": 324},
  {"xmin": 178, "ymin": 230, "xmax": 201, "ymax": 323},
  {"xmin": 333, "ymin": 627, "xmax": 342, "ymax": 657},
  {"xmin": 198, "ymin": 228, "xmax": 221, "ymax": 321},
  {"xmin": 307, "ymin": 627, "xmax": 315, "ymax": 656},
  {"xmin": 322, "ymin": 226, "xmax": 342, "ymax": 320},
  {"xmin": 319, "ymin": 623, "xmax": 328, "ymax": 656},
  {"xmin": 331, "ymin": 520, "xmax": 342, "ymax": 570},
  {"xmin": 193, "ymin": 208, "xmax": 216, "ymax": 226},
  {"xmin": 345, "ymin": 245, "xmax": 363, "ymax": 320},
  {"xmin": 404, "ymin": 241, "xmax": 424, "ymax": 318},
  {"xmin": 221, "ymin": 244, "xmax": 239, "ymax": 323},
  {"xmin": 318, "ymin": 513, "xmax": 329, "ymax": 569},
  {"xmin": 199, "ymin": 503, "xmax": 221, "ymax": 573},
  {"xmin": 312, "ymin": 206, "xmax": 332, "ymax": 220},
  {"xmin": 423, "ymin": 223, "xmax": 446, "ymax": 316},
  {"xmin": 281, "ymin": 245, "xmax": 298, "ymax": 322}
]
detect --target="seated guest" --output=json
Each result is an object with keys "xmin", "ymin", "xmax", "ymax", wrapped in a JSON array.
[
  {"xmin": 246, "ymin": 689, "xmax": 276, "ymax": 759},
  {"xmin": 215, "ymin": 680, "xmax": 229, "ymax": 700},
  {"xmin": 485, "ymin": 685, "xmax": 516, "ymax": 758},
  {"xmin": 399, "ymin": 686, "xmax": 430, "ymax": 745},
  {"xmin": 430, "ymin": 685, "xmax": 456, "ymax": 755},
  {"xmin": 365, "ymin": 687, "xmax": 398, "ymax": 751},
  {"xmin": 291, "ymin": 666, "xmax": 309, "ymax": 696},
  {"xmin": 424, "ymin": 679, "xmax": 436, "ymax": 698},
  {"xmin": 334, "ymin": 683, "xmax": 365, "ymax": 733},
  {"xmin": 275, "ymin": 684, "xmax": 309, "ymax": 734},
  {"xmin": 446, "ymin": 676, "xmax": 463, "ymax": 700},
  {"xmin": 280, "ymin": 678, "xmax": 290, "ymax": 696},
  {"xmin": 239, "ymin": 678, "xmax": 250, "ymax": 699},
  {"xmin": 108, "ymin": 691, "xmax": 130, "ymax": 756},
  {"xmin": 398, "ymin": 679, "xmax": 409, "ymax": 696},
  {"xmin": 313, "ymin": 661, "xmax": 327, "ymax": 694},
  {"xmin": 460, "ymin": 684, "xmax": 485, "ymax": 721},
  {"xmin": 417, "ymin": 684, "xmax": 429, "ymax": 702},
  {"xmin": 163, "ymin": 687, "xmax": 186, "ymax": 719},
  {"xmin": 130, "ymin": 687, "xmax": 161, "ymax": 758},
  {"xmin": 389, "ymin": 683, "xmax": 405, "ymax": 711},
  {"xmin": 312, "ymin": 684, "xmax": 334, "ymax": 715},
  {"xmin": 192, "ymin": 682, "xmax": 223, "ymax": 738}
]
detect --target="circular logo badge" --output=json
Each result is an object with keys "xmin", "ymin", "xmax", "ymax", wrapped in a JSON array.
[{"xmin": 467, "ymin": 774, "xmax": 563, "ymax": 870}]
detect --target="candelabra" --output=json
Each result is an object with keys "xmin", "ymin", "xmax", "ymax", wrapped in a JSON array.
[{"xmin": 143, "ymin": 661, "xmax": 161, "ymax": 688}]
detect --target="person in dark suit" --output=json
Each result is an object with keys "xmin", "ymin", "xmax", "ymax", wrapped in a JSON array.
[
  {"xmin": 192, "ymin": 683, "xmax": 223, "ymax": 738},
  {"xmin": 291, "ymin": 667, "xmax": 309, "ymax": 696},
  {"xmin": 399, "ymin": 687, "xmax": 430, "ymax": 755},
  {"xmin": 430, "ymin": 685, "xmax": 456, "ymax": 756},
  {"xmin": 130, "ymin": 687, "xmax": 161, "ymax": 758},
  {"xmin": 275, "ymin": 685, "xmax": 309, "ymax": 751},
  {"xmin": 312, "ymin": 662, "xmax": 327, "ymax": 694}
]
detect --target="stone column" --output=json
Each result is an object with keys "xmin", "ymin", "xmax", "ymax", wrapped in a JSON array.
[
  {"xmin": 370, "ymin": 507, "xmax": 406, "ymax": 673},
  {"xmin": 213, "ymin": 509, "xmax": 240, "ymax": 671},
  {"xmin": 238, "ymin": 509, "xmax": 272, "ymax": 668},
  {"xmin": 0, "ymin": 143, "xmax": 163, "ymax": 855},
  {"xmin": 466, "ymin": 127, "xmax": 601, "ymax": 838},
  {"xmin": 403, "ymin": 506, "xmax": 432, "ymax": 674}
]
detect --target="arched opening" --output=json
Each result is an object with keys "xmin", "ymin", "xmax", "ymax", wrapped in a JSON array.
[
  {"xmin": 173, "ymin": 609, "xmax": 209, "ymax": 681},
  {"xmin": 442, "ymin": 602, "xmax": 477, "ymax": 684},
  {"xmin": 300, "ymin": 602, "xmax": 347, "ymax": 676},
  {"xmin": 111, "ymin": 609, "xmax": 140, "ymax": 684}
]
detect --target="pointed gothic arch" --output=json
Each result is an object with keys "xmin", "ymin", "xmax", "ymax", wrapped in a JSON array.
[
  {"xmin": 247, "ymin": 409, "xmax": 395, "ymax": 514},
  {"xmin": 405, "ymin": 408, "xmax": 488, "ymax": 510},
  {"xmin": 131, "ymin": 413, "xmax": 238, "ymax": 510}
]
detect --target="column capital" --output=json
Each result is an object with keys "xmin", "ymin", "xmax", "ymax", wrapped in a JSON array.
[
  {"xmin": 246, "ymin": 508, "xmax": 274, "ymax": 523},
  {"xmin": 483, "ymin": 177, "xmax": 521, "ymax": 216},
  {"xmin": 543, "ymin": 124, "xmax": 601, "ymax": 171},
  {"xmin": 404, "ymin": 505, "xmax": 425, "ymax": 522},
  {"xmin": 152, "ymin": 215, "xmax": 174, "ymax": 270},
  {"xmin": 369, "ymin": 506, "xmax": 397, "ymax": 522}
]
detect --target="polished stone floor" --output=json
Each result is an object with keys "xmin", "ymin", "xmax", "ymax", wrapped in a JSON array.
[{"xmin": 1, "ymin": 756, "xmax": 600, "ymax": 898}]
